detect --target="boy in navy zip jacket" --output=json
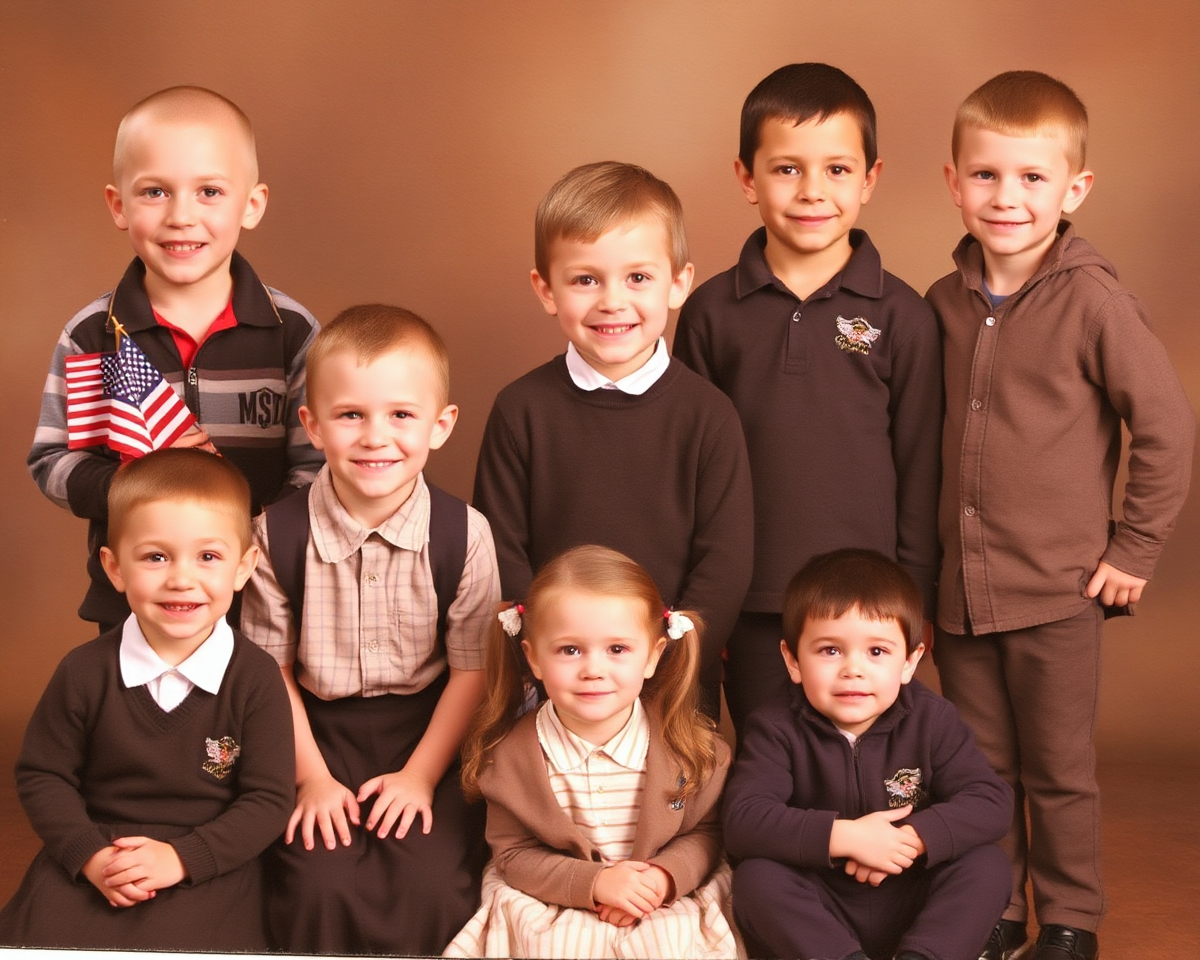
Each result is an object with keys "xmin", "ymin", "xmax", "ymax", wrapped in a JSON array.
[{"xmin": 724, "ymin": 549, "xmax": 1011, "ymax": 960}]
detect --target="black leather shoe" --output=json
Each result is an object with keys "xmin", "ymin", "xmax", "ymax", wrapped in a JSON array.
[
  {"xmin": 979, "ymin": 919, "xmax": 1029, "ymax": 960},
  {"xmin": 1032, "ymin": 924, "xmax": 1098, "ymax": 960}
]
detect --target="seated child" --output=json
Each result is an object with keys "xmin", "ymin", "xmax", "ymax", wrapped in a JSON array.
[
  {"xmin": 239, "ymin": 303, "xmax": 500, "ymax": 955},
  {"xmin": 473, "ymin": 161, "xmax": 753, "ymax": 720},
  {"xmin": 723, "ymin": 549, "xmax": 1012, "ymax": 960},
  {"xmin": 446, "ymin": 545, "xmax": 737, "ymax": 960},
  {"xmin": 931, "ymin": 71, "xmax": 1195, "ymax": 960},
  {"xmin": 28, "ymin": 85, "xmax": 322, "ymax": 632},
  {"xmin": 673, "ymin": 64, "xmax": 942, "ymax": 734},
  {"xmin": 0, "ymin": 448, "xmax": 294, "ymax": 951}
]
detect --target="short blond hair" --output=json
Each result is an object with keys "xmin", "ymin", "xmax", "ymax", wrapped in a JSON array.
[
  {"xmin": 305, "ymin": 303, "xmax": 450, "ymax": 408},
  {"xmin": 953, "ymin": 71, "xmax": 1088, "ymax": 173},
  {"xmin": 108, "ymin": 449, "xmax": 253, "ymax": 552},
  {"xmin": 114, "ymin": 85, "xmax": 258, "ymax": 182},
  {"xmin": 534, "ymin": 161, "xmax": 689, "ymax": 280}
]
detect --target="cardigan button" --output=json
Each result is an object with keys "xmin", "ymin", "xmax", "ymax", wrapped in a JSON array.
[
  {"xmin": 971, "ymin": 398, "xmax": 982, "ymax": 411},
  {"xmin": 964, "ymin": 505, "xmax": 977, "ymax": 517},
  {"xmin": 985, "ymin": 316, "xmax": 996, "ymax": 326}
]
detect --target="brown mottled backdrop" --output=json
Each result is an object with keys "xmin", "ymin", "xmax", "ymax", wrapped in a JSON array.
[{"xmin": 1, "ymin": 1, "xmax": 1195, "ymax": 771}]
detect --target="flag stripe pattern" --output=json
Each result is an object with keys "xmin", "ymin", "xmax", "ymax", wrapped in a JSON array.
[{"xmin": 65, "ymin": 335, "xmax": 196, "ymax": 457}]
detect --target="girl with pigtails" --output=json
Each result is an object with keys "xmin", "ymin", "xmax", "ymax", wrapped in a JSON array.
[{"xmin": 445, "ymin": 545, "xmax": 739, "ymax": 959}]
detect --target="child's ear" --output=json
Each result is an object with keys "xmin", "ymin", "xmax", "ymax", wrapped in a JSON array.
[
  {"xmin": 520, "ymin": 639, "xmax": 543, "ymax": 681},
  {"xmin": 944, "ymin": 162, "xmax": 964, "ymax": 208},
  {"xmin": 900, "ymin": 642, "xmax": 926, "ymax": 685},
  {"xmin": 234, "ymin": 544, "xmax": 260, "ymax": 591},
  {"xmin": 779, "ymin": 639, "xmax": 803, "ymax": 685},
  {"xmin": 240, "ymin": 182, "xmax": 269, "ymax": 231},
  {"xmin": 643, "ymin": 636, "xmax": 669, "ymax": 679},
  {"xmin": 298, "ymin": 405, "xmax": 324, "ymax": 450},
  {"xmin": 860, "ymin": 158, "xmax": 883, "ymax": 204},
  {"xmin": 1061, "ymin": 168, "xmax": 1094, "ymax": 214},
  {"xmin": 104, "ymin": 185, "xmax": 130, "ymax": 231},
  {"xmin": 668, "ymin": 262, "xmax": 695, "ymax": 310},
  {"xmin": 530, "ymin": 269, "xmax": 558, "ymax": 316},
  {"xmin": 428, "ymin": 403, "xmax": 459, "ymax": 451},
  {"xmin": 734, "ymin": 157, "xmax": 759, "ymax": 206},
  {"xmin": 99, "ymin": 546, "xmax": 126, "ymax": 593}
]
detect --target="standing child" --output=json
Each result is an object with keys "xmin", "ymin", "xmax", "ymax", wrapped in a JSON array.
[
  {"xmin": 724, "ymin": 549, "xmax": 1012, "ymax": 960},
  {"xmin": 239, "ymin": 304, "xmax": 500, "ymax": 955},
  {"xmin": 674, "ymin": 63, "xmax": 942, "ymax": 734},
  {"xmin": 28, "ymin": 86, "xmax": 322, "ymax": 632},
  {"xmin": 446, "ymin": 545, "xmax": 737, "ymax": 959},
  {"xmin": 930, "ymin": 71, "xmax": 1194, "ymax": 960},
  {"xmin": 473, "ymin": 161, "xmax": 753, "ymax": 721},
  {"xmin": 0, "ymin": 449, "xmax": 294, "ymax": 951}
]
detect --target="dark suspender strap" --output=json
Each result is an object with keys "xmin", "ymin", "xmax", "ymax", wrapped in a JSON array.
[
  {"xmin": 262, "ymin": 483, "xmax": 313, "ymax": 633},
  {"xmin": 260, "ymin": 480, "xmax": 467, "ymax": 644},
  {"xmin": 426, "ymin": 482, "xmax": 469, "ymax": 643}
]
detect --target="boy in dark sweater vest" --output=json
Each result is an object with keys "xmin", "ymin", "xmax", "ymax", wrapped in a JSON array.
[
  {"xmin": 474, "ymin": 161, "xmax": 753, "ymax": 720},
  {"xmin": 0, "ymin": 448, "xmax": 294, "ymax": 951},
  {"xmin": 724, "ymin": 549, "xmax": 1011, "ymax": 960}
]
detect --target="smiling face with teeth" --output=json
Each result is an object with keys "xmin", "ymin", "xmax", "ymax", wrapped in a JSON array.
[
  {"xmin": 299, "ymin": 344, "xmax": 459, "ymax": 529},
  {"xmin": 104, "ymin": 107, "xmax": 267, "ymax": 312},
  {"xmin": 100, "ymin": 498, "xmax": 259, "ymax": 665},
  {"xmin": 531, "ymin": 217, "xmax": 694, "ymax": 383}
]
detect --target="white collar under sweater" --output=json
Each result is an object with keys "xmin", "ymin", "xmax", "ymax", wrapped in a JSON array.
[
  {"xmin": 564, "ymin": 339, "xmax": 669, "ymax": 395},
  {"xmin": 119, "ymin": 614, "xmax": 234, "ymax": 711}
]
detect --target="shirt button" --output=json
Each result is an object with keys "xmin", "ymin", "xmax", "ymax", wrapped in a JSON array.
[
  {"xmin": 985, "ymin": 316, "xmax": 996, "ymax": 327},
  {"xmin": 964, "ymin": 505, "xmax": 977, "ymax": 517},
  {"xmin": 367, "ymin": 639, "xmax": 379, "ymax": 652},
  {"xmin": 596, "ymin": 785, "xmax": 604, "ymax": 793},
  {"xmin": 792, "ymin": 310, "xmax": 802, "ymax": 322},
  {"xmin": 970, "ymin": 398, "xmax": 982, "ymax": 411},
  {"xmin": 365, "ymin": 573, "xmax": 379, "ymax": 584}
]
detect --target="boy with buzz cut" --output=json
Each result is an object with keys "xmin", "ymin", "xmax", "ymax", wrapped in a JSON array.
[
  {"xmin": 240, "ymin": 304, "xmax": 499, "ymax": 956},
  {"xmin": 723, "ymin": 548, "xmax": 1012, "ymax": 960},
  {"xmin": 930, "ymin": 71, "xmax": 1195, "ymax": 960},
  {"xmin": 675, "ymin": 63, "xmax": 943, "ymax": 734},
  {"xmin": 28, "ymin": 86, "xmax": 322, "ymax": 633},
  {"xmin": 473, "ymin": 160, "xmax": 753, "ymax": 721}
]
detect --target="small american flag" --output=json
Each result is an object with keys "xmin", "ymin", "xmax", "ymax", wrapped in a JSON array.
[{"xmin": 65, "ymin": 334, "xmax": 197, "ymax": 457}]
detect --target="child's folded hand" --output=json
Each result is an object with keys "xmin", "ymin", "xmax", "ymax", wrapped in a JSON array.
[
  {"xmin": 82, "ymin": 845, "xmax": 155, "ymax": 908},
  {"xmin": 289, "ymin": 773, "xmax": 361, "ymax": 850},
  {"xmin": 592, "ymin": 860, "xmax": 666, "ymax": 917},
  {"xmin": 596, "ymin": 904, "xmax": 640, "ymax": 927},
  {"xmin": 842, "ymin": 857, "xmax": 890, "ymax": 886},
  {"xmin": 103, "ymin": 836, "xmax": 186, "ymax": 892},
  {"xmin": 830, "ymin": 806, "xmax": 922, "ymax": 874},
  {"xmin": 358, "ymin": 768, "xmax": 435, "ymax": 839}
]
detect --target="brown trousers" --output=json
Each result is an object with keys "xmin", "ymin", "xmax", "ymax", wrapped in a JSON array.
[{"xmin": 934, "ymin": 602, "xmax": 1105, "ymax": 932}]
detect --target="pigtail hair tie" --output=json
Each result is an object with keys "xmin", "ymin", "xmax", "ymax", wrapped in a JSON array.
[
  {"xmin": 498, "ymin": 602, "xmax": 524, "ymax": 637},
  {"xmin": 664, "ymin": 608, "xmax": 694, "ymax": 640}
]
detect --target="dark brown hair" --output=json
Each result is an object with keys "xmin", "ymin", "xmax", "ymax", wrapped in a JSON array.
[
  {"xmin": 782, "ymin": 548, "xmax": 923, "ymax": 656},
  {"xmin": 739, "ymin": 63, "xmax": 877, "ymax": 171}
]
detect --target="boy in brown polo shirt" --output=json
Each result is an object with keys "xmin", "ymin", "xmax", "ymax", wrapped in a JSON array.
[{"xmin": 929, "ymin": 71, "xmax": 1194, "ymax": 960}]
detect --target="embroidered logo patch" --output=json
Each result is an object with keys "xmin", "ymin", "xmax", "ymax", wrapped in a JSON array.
[
  {"xmin": 202, "ymin": 736, "xmax": 241, "ymax": 780},
  {"xmin": 885, "ymin": 767, "xmax": 927, "ymax": 809},
  {"xmin": 835, "ymin": 315, "xmax": 881, "ymax": 354}
]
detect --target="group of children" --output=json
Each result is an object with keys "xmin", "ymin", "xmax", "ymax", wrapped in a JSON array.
[{"xmin": 1, "ymin": 59, "xmax": 1192, "ymax": 960}]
